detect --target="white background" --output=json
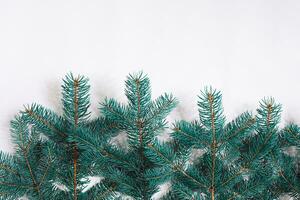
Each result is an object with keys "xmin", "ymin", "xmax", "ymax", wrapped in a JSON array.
[{"xmin": 0, "ymin": 0, "xmax": 300, "ymax": 153}]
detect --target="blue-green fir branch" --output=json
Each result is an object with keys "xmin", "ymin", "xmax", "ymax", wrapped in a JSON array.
[
  {"xmin": 62, "ymin": 73, "xmax": 91, "ymax": 127},
  {"xmin": 0, "ymin": 72, "xmax": 299, "ymax": 200}
]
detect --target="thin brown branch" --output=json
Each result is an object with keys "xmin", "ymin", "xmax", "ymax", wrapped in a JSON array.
[
  {"xmin": 23, "ymin": 149, "xmax": 41, "ymax": 198},
  {"xmin": 38, "ymin": 149, "xmax": 52, "ymax": 188},
  {"xmin": 73, "ymin": 78, "xmax": 79, "ymax": 200},
  {"xmin": 0, "ymin": 182, "xmax": 31, "ymax": 188},
  {"xmin": 208, "ymin": 93, "xmax": 216, "ymax": 200}
]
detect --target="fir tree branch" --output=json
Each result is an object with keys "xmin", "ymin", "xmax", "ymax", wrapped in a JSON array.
[
  {"xmin": 73, "ymin": 135, "xmax": 139, "ymax": 171},
  {"xmin": 146, "ymin": 171, "xmax": 173, "ymax": 180},
  {"xmin": 144, "ymin": 94, "xmax": 177, "ymax": 124},
  {"xmin": 135, "ymin": 77, "xmax": 148, "ymax": 199},
  {"xmin": 72, "ymin": 77, "xmax": 79, "ymax": 200},
  {"xmin": 173, "ymin": 126, "xmax": 209, "ymax": 147},
  {"xmin": 37, "ymin": 149, "xmax": 52, "ymax": 188},
  {"xmin": 288, "ymin": 129, "xmax": 300, "ymax": 141},
  {"xmin": 88, "ymin": 118, "xmax": 118, "ymax": 134},
  {"xmin": 136, "ymin": 78, "xmax": 143, "ymax": 146},
  {"xmin": 101, "ymin": 99, "xmax": 133, "ymax": 125},
  {"xmin": 243, "ymin": 99, "xmax": 280, "ymax": 167},
  {"xmin": 13, "ymin": 117, "xmax": 42, "ymax": 198},
  {"xmin": 219, "ymin": 102, "xmax": 277, "ymax": 198},
  {"xmin": 6, "ymin": 73, "xmax": 296, "ymax": 199},
  {"xmin": 62, "ymin": 73, "xmax": 91, "ymax": 125},
  {"xmin": 219, "ymin": 117, "xmax": 256, "ymax": 144},
  {"xmin": 283, "ymin": 124, "xmax": 300, "ymax": 148},
  {"xmin": 23, "ymin": 106, "xmax": 66, "ymax": 138},
  {"xmin": 220, "ymin": 167, "xmax": 247, "ymax": 187},
  {"xmin": 278, "ymin": 170, "xmax": 300, "ymax": 194},
  {"xmin": 227, "ymin": 181, "xmax": 262, "ymax": 200},
  {"xmin": 246, "ymin": 130, "xmax": 273, "ymax": 167},
  {"xmin": 208, "ymin": 92, "xmax": 217, "ymax": 200},
  {"xmin": 0, "ymin": 163, "xmax": 21, "ymax": 177},
  {"xmin": 148, "ymin": 143, "xmax": 208, "ymax": 189},
  {"xmin": 95, "ymin": 183, "xmax": 117, "ymax": 200},
  {"xmin": 22, "ymin": 148, "xmax": 41, "ymax": 198},
  {"xmin": 62, "ymin": 73, "xmax": 92, "ymax": 199},
  {"xmin": 0, "ymin": 182, "xmax": 31, "ymax": 188}
]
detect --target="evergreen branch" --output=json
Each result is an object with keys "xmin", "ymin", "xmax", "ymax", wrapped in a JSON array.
[
  {"xmin": 220, "ymin": 115, "xmax": 256, "ymax": 144},
  {"xmin": 0, "ymin": 153, "xmax": 22, "ymax": 179},
  {"xmin": 286, "ymin": 128, "xmax": 300, "ymax": 141},
  {"xmin": 198, "ymin": 87, "xmax": 224, "ymax": 134},
  {"xmin": 148, "ymin": 122, "xmax": 167, "ymax": 135},
  {"xmin": 38, "ymin": 148, "xmax": 52, "ymax": 188},
  {"xmin": 195, "ymin": 87, "xmax": 225, "ymax": 199},
  {"xmin": 73, "ymin": 156, "xmax": 78, "ymax": 200},
  {"xmin": 73, "ymin": 135, "xmax": 139, "ymax": 171},
  {"xmin": 208, "ymin": 92, "xmax": 217, "ymax": 200},
  {"xmin": 244, "ymin": 98, "xmax": 281, "ymax": 167},
  {"xmin": 135, "ymin": 76, "xmax": 148, "ymax": 198},
  {"xmin": 101, "ymin": 99, "xmax": 133, "ymax": 125},
  {"xmin": 24, "ymin": 139, "xmax": 33, "ymax": 155},
  {"xmin": 173, "ymin": 126, "xmax": 209, "ymax": 147},
  {"xmin": 73, "ymin": 78, "xmax": 79, "ymax": 126},
  {"xmin": 0, "ymin": 182, "xmax": 31, "ymax": 188},
  {"xmin": 62, "ymin": 73, "xmax": 91, "ymax": 125},
  {"xmin": 95, "ymin": 183, "xmax": 117, "ymax": 200},
  {"xmin": 12, "ymin": 117, "xmax": 42, "ymax": 197},
  {"xmin": 279, "ymin": 170, "xmax": 300, "ymax": 195},
  {"xmin": 220, "ymin": 101, "xmax": 278, "ymax": 199},
  {"xmin": 246, "ymin": 132, "xmax": 274, "ymax": 168},
  {"xmin": 62, "ymin": 73, "xmax": 92, "ymax": 200},
  {"xmin": 12, "ymin": 116, "xmax": 27, "ymax": 150},
  {"xmin": 220, "ymin": 168, "xmax": 247, "ymax": 187},
  {"xmin": 125, "ymin": 72, "xmax": 151, "ymax": 113},
  {"xmin": 0, "ymin": 163, "xmax": 20, "ymax": 177},
  {"xmin": 136, "ymin": 78, "xmax": 143, "ymax": 146},
  {"xmin": 223, "ymin": 98, "xmax": 282, "ymax": 199},
  {"xmin": 148, "ymin": 143, "xmax": 207, "ymax": 189},
  {"xmin": 73, "ymin": 76, "xmax": 79, "ymax": 200},
  {"xmin": 286, "ymin": 128, "xmax": 300, "ymax": 143},
  {"xmin": 145, "ymin": 94, "xmax": 177, "ymax": 124},
  {"xmin": 282, "ymin": 125, "xmax": 300, "ymax": 147},
  {"xmin": 227, "ymin": 181, "xmax": 262, "ymax": 200},
  {"xmin": 23, "ymin": 105, "xmax": 66, "ymax": 138},
  {"xmin": 146, "ymin": 171, "xmax": 173, "ymax": 180},
  {"xmin": 88, "ymin": 118, "xmax": 118, "ymax": 134},
  {"xmin": 22, "ymin": 148, "xmax": 41, "ymax": 198},
  {"xmin": 3, "ymin": 72, "xmax": 295, "ymax": 199}
]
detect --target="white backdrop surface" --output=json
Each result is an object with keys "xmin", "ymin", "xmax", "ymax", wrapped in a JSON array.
[{"xmin": 0, "ymin": 0, "xmax": 300, "ymax": 152}]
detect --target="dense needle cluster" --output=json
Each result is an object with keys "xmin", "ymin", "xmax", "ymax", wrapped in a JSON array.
[{"xmin": 0, "ymin": 72, "xmax": 299, "ymax": 200}]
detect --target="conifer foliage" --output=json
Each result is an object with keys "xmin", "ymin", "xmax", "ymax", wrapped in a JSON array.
[
  {"xmin": 146, "ymin": 88, "xmax": 290, "ymax": 200},
  {"xmin": 275, "ymin": 124, "xmax": 300, "ymax": 199},
  {"xmin": 74, "ymin": 72, "xmax": 178, "ymax": 199},
  {"xmin": 146, "ymin": 87, "xmax": 256, "ymax": 199},
  {"xmin": 0, "ymin": 116, "xmax": 54, "ymax": 199},
  {"xmin": 0, "ymin": 73, "xmax": 111, "ymax": 200},
  {"xmin": 0, "ymin": 72, "xmax": 299, "ymax": 200}
]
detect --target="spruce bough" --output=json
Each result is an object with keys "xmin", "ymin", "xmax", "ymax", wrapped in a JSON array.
[{"xmin": 0, "ymin": 72, "xmax": 298, "ymax": 200}]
